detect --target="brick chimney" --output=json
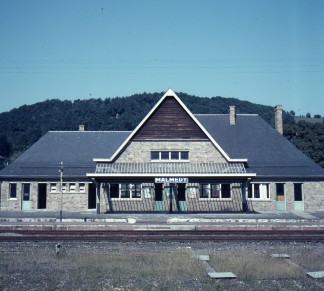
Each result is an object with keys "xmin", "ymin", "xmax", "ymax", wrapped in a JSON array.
[
  {"xmin": 79, "ymin": 124, "xmax": 85, "ymax": 131},
  {"xmin": 229, "ymin": 106, "xmax": 236, "ymax": 125},
  {"xmin": 274, "ymin": 105, "xmax": 283, "ymax": 135}
]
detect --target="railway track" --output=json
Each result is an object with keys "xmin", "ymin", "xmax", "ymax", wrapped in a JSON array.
[{"xmin": 0, "ymin": 229, "xmax": 323, "ymax": 242}]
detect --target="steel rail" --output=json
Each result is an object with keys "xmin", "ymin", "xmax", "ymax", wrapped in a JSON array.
[{"xmin": 0, "ymin": 230, "xmax": 323, "ymax": 242}]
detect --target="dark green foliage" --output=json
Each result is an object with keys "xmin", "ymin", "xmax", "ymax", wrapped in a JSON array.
[
  {"xmin": 0, "ymin": 92, "xmax": 322, "ymax": 167},
  {"xmin": 284, "ymin": 121, "xmax": 324, "ymax": 167},
  {"xmin": 0, "ymin": 135, "xmax": 11, "ymax": 157}
]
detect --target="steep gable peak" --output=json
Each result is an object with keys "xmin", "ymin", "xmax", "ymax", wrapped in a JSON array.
[{"xmin": 94, "ymin": 89, "xmax": 247, "ymax": 163}]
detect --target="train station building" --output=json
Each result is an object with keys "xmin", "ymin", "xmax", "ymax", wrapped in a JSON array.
[{"xmin": 1, "ymin": 89, "xmax": 324, "ymax": 213}]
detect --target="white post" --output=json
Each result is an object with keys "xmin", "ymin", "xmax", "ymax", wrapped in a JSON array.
[{"xmin": 59, "ymin": 162, "xmax": 64, "ymax": 221}]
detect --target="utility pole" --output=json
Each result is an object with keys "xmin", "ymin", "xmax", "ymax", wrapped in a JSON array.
[{"xmin": 59, "ymin": 162, "xmax": 64, "ymax": 222}]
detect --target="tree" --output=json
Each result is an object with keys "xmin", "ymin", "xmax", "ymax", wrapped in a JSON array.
[
  {"xmin": 289, "ymin": 110, "xmax": 295, "ymax": 116},
  {"xmin": 314, "ymin": 114, "xmax": 322, "ymax": 118},
  {"xmin": 306, "ymin": 113, "xmax": 311, "ymax": 118},
  {"xmin": 0, "ymin": 135, "xmax": 11, "ymax": 157}
]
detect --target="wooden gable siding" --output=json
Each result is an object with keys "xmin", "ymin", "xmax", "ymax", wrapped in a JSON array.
[{"xmin": 132, "ymin": 96, "xmax": 208, "ymax": 140}]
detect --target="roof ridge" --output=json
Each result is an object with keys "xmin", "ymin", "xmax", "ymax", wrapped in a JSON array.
[
  {"xmin": 195, "ymin": 113, "xmax": 259, "ymax": 116},
  {"xmin": 48, "ymin": 131, "xmax": 132, "ymax": 133}
]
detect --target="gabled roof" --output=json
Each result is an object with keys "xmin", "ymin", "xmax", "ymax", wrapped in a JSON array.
[
  {"xmin": 1, "ymin": 90, "xmax": 323, "ymax": 180},
  {"xmin": 196, "ymin": 114, "xmax": 324, "ymax": 178},
  {"xmin": 94, "ymin": 89, "xmax": 247, "ymax": 163},
  {"xmin": 0, "ymin": 131, "xmax": 130, "ymax": 178}
]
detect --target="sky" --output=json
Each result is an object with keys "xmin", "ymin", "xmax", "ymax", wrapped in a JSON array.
[{"xmin": 0, "ymin": 0, "xmax": 324, "ymax": 115}]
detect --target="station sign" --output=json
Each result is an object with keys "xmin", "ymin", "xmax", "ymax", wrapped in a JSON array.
[{"xmin": 154, "ymin": 177, "xmax": 188, "ymax": 183}]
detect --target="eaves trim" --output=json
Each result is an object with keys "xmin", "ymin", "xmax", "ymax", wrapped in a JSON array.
[{"xmin": 86, "ymin": 173, "xmax": 256, "ymax": 178}]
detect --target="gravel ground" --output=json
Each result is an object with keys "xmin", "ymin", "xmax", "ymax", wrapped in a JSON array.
[{"xmin": 0, "ymin": 240, "xmax": 323, "ymax": 290}]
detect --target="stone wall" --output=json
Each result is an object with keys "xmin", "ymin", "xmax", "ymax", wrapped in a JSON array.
[
  {"xmin": 248, "ymin": 181, "xmax": 324, "ymax": 212},
  {"xmin": 1, "ymin": 180, "xmax": 323, "ymax": 212},
  {"xmin": 115, "ymin": 140, "xmax": 227, "ymax": 163},
  {"xmin": 0, "ymin": 181, "xmax": 90, "ymax": 211},
  {"xmin": 303, "ymin": 182, "xmax": 324, "ymax": 211},
  {"xmin": 0, "ymin": 182, "xmax": 22, "ymax": 210}
]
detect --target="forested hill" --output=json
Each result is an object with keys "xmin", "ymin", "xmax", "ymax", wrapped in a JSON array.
[{"xmin": 0, "ymin": 92, "xmax": 323, "ymax": 168}]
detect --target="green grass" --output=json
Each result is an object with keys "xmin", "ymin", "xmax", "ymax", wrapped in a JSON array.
[
  {"xmin": 0, "ymin": 247, "xmax": 205, "ymax": 290},
  {"xmin": 0, "ymin": 242, "xmax": 323, "ymax": 290}
]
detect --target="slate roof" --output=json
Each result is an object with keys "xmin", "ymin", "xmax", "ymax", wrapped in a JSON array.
[
  {"xmin": 1, "ymin": 112, "xmax": 324, "ymax": 180},
  {"xmin": 195, "ymin": 114, "xmax": 324, "ymax": 179},
  {"xmin": 0, "ymin": 131, "xmax": 131, "ymax": 178}
]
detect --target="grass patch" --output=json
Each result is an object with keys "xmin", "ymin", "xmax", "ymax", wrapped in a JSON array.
[
  {"xmin": 209, "ymin": 244, "xmax": 324, "ymax": 281},
  {"xmin": 0, "ymin": 246, "xmax": 205, "ymax": 290},
  {"xmin": 0, "ymin": 241, "xmax": 323, "ymax": 290},
  {"xmin": 210, "ymin": 251, "xmax": 304, "ymax": 280}
]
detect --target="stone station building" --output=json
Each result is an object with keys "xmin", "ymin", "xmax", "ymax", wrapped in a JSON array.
[{"xmin": 0, "ymin": 89, "xmax": 324, "ymax": 213}]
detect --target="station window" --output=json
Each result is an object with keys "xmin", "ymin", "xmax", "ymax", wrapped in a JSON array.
[
  {"xmin": 200, "ymin": 183, "xmax": 231, "ymax": 199},
  {"xmin": 9, "ymin": 183, "xmax": 17, "ymax": 199},
  {"xmin": 50, "ymin": 183, "xmax": 57, "ymax": 193},
  {"xmin": 161, "ymin": 151, "xmax": 169, "ymax": 160},
  {"xmin": 180, "ymin": 151, "xmax": 189, "ymax": 160},
  {"xmin": 60, "ymin": 183, "xmax": 67, "ymax": 193},
  {"xmin": 79, "ymin": 183, "xmax": 86, "ymax": 192},
  {"xmin": 151, "ymin": 151, "xmax": 159, "ymax": 160},
  {"xmin": 151, "ymin": 151, "xmax": 189, "ymax": 161},
  {"xmin": 69, "ymin": 183, "xmax": 76, "ymax": 192},
  {"xmin": 171, "ymin": 151, "xmax": 179, "ymax": 160},
  {"xmin": 110, "ymin": 183, "xmax": 142, "ymax": 199},
  {"xmin": 248, "ymin": 183, "xmax": 270, "ymax": 200}
]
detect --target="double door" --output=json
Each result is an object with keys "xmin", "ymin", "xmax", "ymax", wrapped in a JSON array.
[
  {"xmin": 275, "ymin": 183, "xmax": 304, "ymax": 211},
  {"xmin": 154, "ymin": 183, "xmax": 187, "ymax": 212}
]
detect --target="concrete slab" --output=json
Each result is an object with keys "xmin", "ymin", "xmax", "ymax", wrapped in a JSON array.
[
  {"xmin": 208, "ymin": 272, "xmax": 237, "ymax": 279},
  {"xmin": 292, "ymin": 212, "xmax": 319, "ymax": 220},
  {"xmin": 0, "ymin": 210, "xmax": 324, "ymax": 227},
  {"xmin": 197, "ymin": 255, "xmax": 210, "ymax": 261},
  {"xmin": 272, "ymin": 254, "xmax": 290, "ymax": 258},
  {"xmin": 307, "ymin": 271, "xmax": 324, "ymax": 279}
]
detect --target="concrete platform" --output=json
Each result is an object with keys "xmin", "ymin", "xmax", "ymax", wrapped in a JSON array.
[{"xmin": 0, "ymin": 210, "xmax": 323, "ymax": 232}]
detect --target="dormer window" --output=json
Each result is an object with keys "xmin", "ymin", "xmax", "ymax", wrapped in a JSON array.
[{"xmin": 151, "ymin": 151, "xmax": 189, "ymax": 161}]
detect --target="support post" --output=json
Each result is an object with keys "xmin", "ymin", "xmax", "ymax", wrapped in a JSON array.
[
  {"xmin": 96, "ymin": 181, "xmax": 101, "ymax": 214},
  {"xmin": 59, "ymin": 162, "xmax": 64, "ymax": 221},
  {"xmin": 168, "ymin": 183, "xmax": 173, "ymax": 214},
  {"xmin": 241, "ymin": 181, "xmax": 248, "ymax": 213}
]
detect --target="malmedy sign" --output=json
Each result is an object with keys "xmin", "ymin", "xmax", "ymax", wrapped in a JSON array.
[{"xmin": 154, "ymin": 177, "xmax": 188, "ymax": 183}]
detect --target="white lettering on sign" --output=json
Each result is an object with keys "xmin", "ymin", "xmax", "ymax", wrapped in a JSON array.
[{"xmin": 155, "ymin": 177, "xmax": 188, "ymax": 183}]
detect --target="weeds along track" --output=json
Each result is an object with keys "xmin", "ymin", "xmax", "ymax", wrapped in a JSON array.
[{"xmin": 0, "ymin": 229, "xmax": 323, "ymax": 242}]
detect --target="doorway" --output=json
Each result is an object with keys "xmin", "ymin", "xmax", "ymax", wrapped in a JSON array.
[
  {"xmin": 294, "ymin": 183, "xmax": 304, "ymax": 211},
  {"xmin": 21, "ymin": 183, "xmax": 31, "ymax": 210},
  {"xmin": 88, "ymin": 183, "xmax": 96, "ymax": 209},
  {"xmin": 177, "ymin": 184, "xmax": 187, "ymax": 211},
  {"xmin": 275, "ymin": 183, "xmax": 286, "ymax": 211},
  {"xmin": 37, "ymin": 183, "xmax": 47, "ymax": 209},
  {"xmin": 154, "ymin": 184, "xmax": 164, "ymax": 211}
]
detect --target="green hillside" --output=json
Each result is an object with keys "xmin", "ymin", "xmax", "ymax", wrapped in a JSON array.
[
  {"xmin": 294, "ymin": 116, "xmax": 324, "ymax": 124},
  {"xmin": 0, "ymin": 92, "xmax": 323, "ymax": 168}
]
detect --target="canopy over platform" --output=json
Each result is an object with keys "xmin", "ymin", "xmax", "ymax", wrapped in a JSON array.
[{"xmin": 87, "ymin": 162, "xmax": 255, "ymax": 178}]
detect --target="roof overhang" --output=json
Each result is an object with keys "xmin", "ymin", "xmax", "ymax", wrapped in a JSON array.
[
  {"xmin": 87, "ymin": 161, "xmax": 256, "ymax": 179},
  {"xmin": 87, "ymin": 173, "xmax": 256, "ymax": 178}
]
